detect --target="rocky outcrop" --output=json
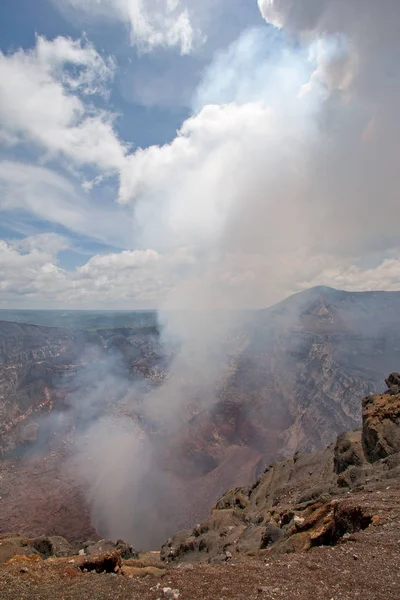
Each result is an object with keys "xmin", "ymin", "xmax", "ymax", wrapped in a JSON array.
[
  {"xmin": 333, "ymin": 430, "xmax": 365, "ymax": 474},
  {"xmin": 362, "ymin": 384, "xmax": 400, "ymax": 462},
  {"xmin": 161, "ymin": 375, "xmax": 400, "ymax": 563},
  {"xmin": 77, "ymin": 549, "xmax": 122, "ymax": 573},
  {"xmin": 0, "ymin": 537, "xmax": 39, "ymax": 566},
  {"xmin": 83, "ymin": 539, "xmax": 138, "ymax": 559},
  {"xmin": 0, "ymin": 534, "xmax": 136, "ymax": 566}
]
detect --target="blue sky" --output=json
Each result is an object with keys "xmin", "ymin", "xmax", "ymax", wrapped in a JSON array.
[
  {"xmin": 0, "ymin": 0, "xmax": 263, "ymax": 272},
  {"xmin": 0, "ymin": 0, "xmax": 263, "ymax": 151},
  {"xmin": 0, "ymin": 0, "xmax": 399, "ymax": 308}
]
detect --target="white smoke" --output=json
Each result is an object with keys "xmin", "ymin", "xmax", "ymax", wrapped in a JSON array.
[{"xmin": 60, "ymin": 0, "xmax": 400, "ymax": 547}]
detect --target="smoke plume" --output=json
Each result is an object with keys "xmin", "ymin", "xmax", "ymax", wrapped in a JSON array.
[{"xmin": 55, "ymin": 0, "xmax": 400, "ymax": 547}]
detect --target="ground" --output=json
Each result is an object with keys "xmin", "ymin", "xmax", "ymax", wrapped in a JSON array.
[{"xmin": 1, "ymin": 484, "xmax": 399, "ymax": 600}]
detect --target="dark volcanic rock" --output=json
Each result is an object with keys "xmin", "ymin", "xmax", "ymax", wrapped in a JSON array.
[
  {"xmin": 385, "ymin": 372, "xmax": 400, "ymax": 395},
  {"xmin": 77, "ymin": 549, "xmax": 122, "ymax": 573},
  {"xmin": 31, "ymin": 535, "xmax": 74, "ymax": 558},
  {"xmin": 47, "ymin": 536, "xmax": 74, "ymax": 557}
]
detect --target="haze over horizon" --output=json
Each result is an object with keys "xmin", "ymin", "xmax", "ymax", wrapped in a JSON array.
[{"xmin": 0, "ymin": 0, "xmax": 400, "ymax": 310}]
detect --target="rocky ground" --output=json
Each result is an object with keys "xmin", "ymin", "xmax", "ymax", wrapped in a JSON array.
[
  {"xmin": 0, "ymin": 483, "xmax": 399, "ymax": 600},
  {"xmin": 0, "ymin": 374, "xmax": 399, "ymax": 598}
]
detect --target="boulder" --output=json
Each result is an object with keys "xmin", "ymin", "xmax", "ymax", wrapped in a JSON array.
[
  {"xmin": 385, "ymin": 372, "xmax": 400, "ymax": 395},
  {"xmin": 334, "ymin": 430, "xmax": 365, "ymax": 474},
  {"xmin": 260, "ymin": 523, "xmax": 283, "ymax": 548},
  {"xmin": 84, "ymin": 538, "xmax": 138, "ymax": 559},
  {"xmin": 31, "ymin": 535, "xmax": 73, "ymax": 558},
  {"xmin": 362, "ymin": 389, "xmax": 400, "ymax": 462},
  {"xmin": 31, "ymin": 536, "xmax": 54, "ymax": 558},
  {"xmin": 48, "ymin": 536, "xmax": 74, "ymax": 557},
  {"xmin": 115, "ymin": 539, "xmax": 139, "ymax": 559},
  {"xmin": 0, "ymin": 539, "xmax": 38, "ymax": 565},
  {"xmin": 77, "ymin": 549, "xmax": 122, "ymax": 573}
]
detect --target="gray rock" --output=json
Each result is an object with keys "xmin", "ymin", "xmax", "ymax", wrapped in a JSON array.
[
  {"xmin": 48, "ymin": 536, "xmax": 74, "ymax": 558},
  {"xmin": 334, "ymin": 430, "xmax": 365, "ymax": 474},
  {"xmin": 31, "ymin": 536, "xmax": 54, "ymax": 558},
  {"xmin": 260, "ymin": 523, "xmax": 283, "ymax": 548},
  {"xmin": 84, "ymin": 539, "xmax": 138, "ymax": 559}
]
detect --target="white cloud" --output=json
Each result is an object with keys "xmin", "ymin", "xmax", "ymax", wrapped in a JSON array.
[
  {"xmin": 0, "ymin": 238, "xmax": 197, "ymax": 308},
  {"xmin": 0, "ymin": 161, "xmax": 132, "ymax": 248},
  {"xmin": 55, "ymin": 0, "xmax": 200, "ymax": 54},
  {"xmin": 0, "ymin": 36, "xmax": 127, "ymax": 173},
  {"xmin": 0, "ymin": 236, "xmax": 67, "ymax": 300},
  {"xmin": 1, "ymin": 233, "xmax": 399, "ymax": 310},
  {"xmin": 304, "ymin": 257, "xmax": 400, "ymax": 293},
  {"xmin": 115, "ymin": 6, "xmax": 400, "ymax": 309},
  {"xmin": 1, "ymin": 2, "xmax": 400, "ymax": 309}
]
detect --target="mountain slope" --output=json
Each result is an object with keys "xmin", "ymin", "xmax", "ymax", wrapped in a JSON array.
[
  {"xmin": 172, "ymin": 287, "xmax": 400, "ymax": 482},
  {"xmin": 161, "ymin": 373, "xmax": 400, "ymax": 562}
]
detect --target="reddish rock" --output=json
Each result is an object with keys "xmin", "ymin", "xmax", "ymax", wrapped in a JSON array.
[
  {"xmin": 362, "ymin": 386, "xmax": 400, "ymax": 462},
  {"xmin": 77, "ymin": 549, "xmax": 122, "ymax": 573}
]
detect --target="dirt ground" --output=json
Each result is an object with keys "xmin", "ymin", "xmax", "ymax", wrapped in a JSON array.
[{"xmin": 1, "ymin": 485, "xmax": 399, "ymax": 600}]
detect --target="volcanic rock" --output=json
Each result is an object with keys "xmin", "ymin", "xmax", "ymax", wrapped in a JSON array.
[
  {"xmin": 0, "ymin": 538, "xmax": 38, "ymax": 565},
  {"xmin": 362, "ymin": 385, "xmax": 400, "ymax": 461},
  {"xmin": 77, "ymin": 549, "xmax": 122, "ymax": 573},
  {"xmin": 385, "ymin": 372, "xmax": 400, "ymax": 394},
  {"xmin": 84, "ymin": 538, "xmax": 138, "ymax": 559},
  {"xmin": 161, "ymin": 375, "xmax": 400, "ymax": 562},
  {"xmin": 334, "ymin": 430, "xmax": 365, "ymax": 474}
]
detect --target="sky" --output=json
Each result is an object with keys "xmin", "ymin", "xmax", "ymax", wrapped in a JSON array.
[{"xmin": 0, "ymin": 0, "xmax": 399, "ymax": 309}]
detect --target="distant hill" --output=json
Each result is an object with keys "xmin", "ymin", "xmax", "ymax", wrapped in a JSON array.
[{"xmin": 0, "ymin": 309, "xmax": 157, "ymax": 330}]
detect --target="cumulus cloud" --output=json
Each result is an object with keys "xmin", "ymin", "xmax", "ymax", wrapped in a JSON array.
[
  {"xmin": 54, "ymin": 0, "xmax": 200, "ymax": 54},
  {"xmin": 0, "ymin": 36, "xmax": 127, "ymax": 173},
  {"xmin": 117, "ymin": 2, "xmax": 400, "ymax": 309},
  {"xmin": 0, "ymin": 235, "xmax": 67, "ymax": 300},
  {"xmin": 2, "ymin": 1, "xmax": 400, "ymax": 309},
  {"xmin": 0, "ymin": 237, "xmax": 197, "ymax": 308},
  {"xmin": 0, "ymin": 161, "xmax": 132, "ymax": 248}
]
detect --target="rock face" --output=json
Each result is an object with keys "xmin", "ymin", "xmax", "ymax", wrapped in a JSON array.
[
  {"xmin": 0, "ymin": 321, "xmax": 163, "ymax": 455},
  {"xmin": 0, "ymin": 322, "xmax": 79, "ymax": 454},
  {"xmin": 169, "ymin": 287, "xmax": 400, "ymax": 487},
  {"xmin": 161, "ymin": 376, "xmax": 400, "ymax": 562},
  {"xmin": 362, "ymin": 382, "xmax": 400, "ymax": 462},
  {"xmin": 157, "ymin": 288, "xmax": 400, "ymax": 539}
]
